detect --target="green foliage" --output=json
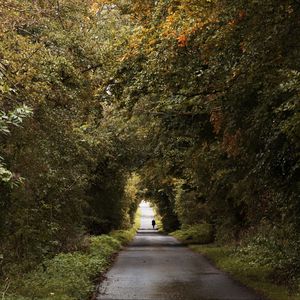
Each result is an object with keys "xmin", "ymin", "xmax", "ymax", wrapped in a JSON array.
[
  {"xmin": 0, "ymin": 105, "xmax": 33, "ymax": 135},
  {"xmin": 191, "ymin": 245, "xmax": 300, "ymax": 300},
  {"xmin": 0, "ymin": 105, "xmax": 32, "ymax": 185},
  {"xmin": 110, "ymin": 207, "xmax": 142, "ymax": 244},
  {"xmin": 237, "ymin": 224, "xmax": 300, "ymax": 287},
  {"xmin": 1, "ymin": 0, "xmax": 300, "ymax": 297},
  {"xmin": 20, "ymin": 253, "xmax": 106, "ymax": 299},
  {"xmin": 110, "ymin": 229, "xmax": 136, "ymax": 245},
  {"xmin": 88, "ymin": 235, "xmax": 121, "ymax": 257},
  {"xmin": 171, "ymin": 224, "xmax": 213, "ymax": 244},
  {"xmin": 113, "ymin": 0, "xmax": 300, "ymax": 232},
  {"xmin": 173, "ymin": 178, "xmax": 209, "ymax": 225},
  {"xmin": 2, "ymin": 227, "xmax": 139, "ymax": 300},
  {"xmin": 0, "ymin": 0, "xmax": 136, "ymax": 277},
  {"xmin": 111, "ymin": 209, "xmax": 141, "ymax": 243},
  {"xmin": 108, "ymin": 0, "xmax": 300, "ymax": 290}
]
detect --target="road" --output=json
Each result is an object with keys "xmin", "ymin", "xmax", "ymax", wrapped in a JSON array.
[{"xmin": 96, "ymin": 201, "xmax": 263, "ymax": 300}]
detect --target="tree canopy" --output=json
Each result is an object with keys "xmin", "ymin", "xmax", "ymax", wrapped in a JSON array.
[{"xmin": 0, "ymin": 0, "xmax": 299, "ymax": 290}]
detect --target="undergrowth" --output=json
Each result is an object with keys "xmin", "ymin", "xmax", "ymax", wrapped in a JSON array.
[
  {"xmin": 171, "ymin": 222, "xmax": 300, "ymax": 300},
  {"xmin": 190, "ymin": 244, "xmax": 300, "ymax": 300},
  {"xmin": 170, "ymin": 223, "xmax": 213, "ymax": 244},
  {"xmin": 1, "ymin": 211, "xmax": 141, "ymax": 300}
]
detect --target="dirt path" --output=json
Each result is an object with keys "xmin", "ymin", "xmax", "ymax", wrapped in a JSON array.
[{"xmin": 96, "ymin": 202, "xmax": 263, "ymax": 300}]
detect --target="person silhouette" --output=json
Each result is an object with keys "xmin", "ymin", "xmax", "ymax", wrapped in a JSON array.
[{"xmin": 152, "ymin": 219, "xmax": 156, "ymax": 229}]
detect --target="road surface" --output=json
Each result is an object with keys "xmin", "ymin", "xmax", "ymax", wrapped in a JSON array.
[{"xmin": 96, "ymin": 201, "xmax": 263, "ymax": 300}]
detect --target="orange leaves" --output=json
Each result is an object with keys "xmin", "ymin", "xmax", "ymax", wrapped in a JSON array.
[
  {"xmin": 89, "ymin": 0, "xmax": 111, "ymax": 14},
  {"xmin": 228, "ymin": 19, "xmax": 238, "ymax": 27},
  {"xmin": 210, "ymin": 109, "xmax": 223, "ymax": 134},
  {"xmin": 228, "ymin": 10, "xmax": 247, "ymax": 27},
  {"xmin": 222, "ymin": 130, "xmax": 241, "ymax": 157},
  {"xmin": 239, "ymin": 10, "xmax": 246, "ymax": 20},
  {"xmin": 177, "ymin": 35, "xmax": 188, "ymax": 47},
  {"xmin": 130, "ymin": 0, "xmax": 154, "ymax": 23},
  {"xmin": 122, "ymin": 0, "xmax": 222, "ymax": 57},
  {"xmin": 161, "ymin": 2, "xmax": 219, "ymax": 45},
  {"xmin": 240, "ymin": 42, "xmax": 246, "ymax": 53},
  {"xmin": 161, "ymin": 13, "xmax": 178, "ymax": 39}
]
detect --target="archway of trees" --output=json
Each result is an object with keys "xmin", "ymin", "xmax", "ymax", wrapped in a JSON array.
[{"xmin": 1, "ymin": 0, "xmax": 299, "ymax": 289}]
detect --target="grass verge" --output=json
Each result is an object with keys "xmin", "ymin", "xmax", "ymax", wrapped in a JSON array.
[
  {"xmin": 170, "ymin": 223, "xmax": 213, "ymax": 244},
  {"xmin": 190, "ymin": 245, "xmax": 300, "ymax": 300},
  {"xmin": 1, "ymin": 211, "xmax": 141, "ymax": 300}
]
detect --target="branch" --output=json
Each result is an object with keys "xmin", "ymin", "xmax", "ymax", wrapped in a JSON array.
[
  {"xmin": 56, "ymin": 0, "xmax": 66, "ymax": 30},
  {"xmin": 132, "ymin": 109, "xmax": 206, "ymax": 117},
  {"xmin": 11, "ymin": 46, "xmax": 43, "ymax": 75},
  {"xmin": 81, "ymin": 64, "xmax": 103, "ymax": 73},
  {"xmin": 1, "ymin": 279, "xmax": 10, "ymax": 300}
]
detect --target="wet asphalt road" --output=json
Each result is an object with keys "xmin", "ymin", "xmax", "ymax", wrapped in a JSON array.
[{"xmin": 96, "ymin": 202, "xmax": 263, "ymax": 300}]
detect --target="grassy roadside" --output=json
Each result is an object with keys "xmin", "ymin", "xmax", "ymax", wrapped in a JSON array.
[
  {"xmin": 170, "ymin": 224, "xmax": 213, "ymax": 244},
  {"xmin": 190, "ymin": 245, "xmax": 300, "ymax": 300},
  {"xmin": 170, "ymin": 225, "xmax": 300, "ymax": 300},
  {"xmin": 1, "ymin": 211, "xmax": 141, "ymax": 300}
]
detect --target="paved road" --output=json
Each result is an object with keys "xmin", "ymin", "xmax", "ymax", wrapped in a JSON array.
[{"xmin": 96, "ymin": 202, "xmax": 263, "ymax": 300}]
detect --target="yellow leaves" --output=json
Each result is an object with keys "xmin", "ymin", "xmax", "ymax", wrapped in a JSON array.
[
  {"xmin": 119, "ymin": 26, "xmax": 153, "ymax": 61},
  {"xmin": 90, "ymin": 2, "xmax": 100, "ymax": 14},
  {"xmin": 120, "ymin": 0, "xmax": 221, "ymax": 60},
  {"xmin": 160, "ymin": 2, "xmax": 220, "ymax": 49},
  {"xmin": 228, "ymin": 19, "xmax": 237, "ymax": 27},
  {"xmin": 161, "ymin": 13, "xmax": 178, "ymax": 39},
  {"xmin": 124, "ymin": 172, "xmax": 141, "ymax": 202},
  {"xmin": 165, "ymin": 13, "xmax": 176, "ymax": 25},
  {"xmin": 89, "ymin": 0, "xmax": 111, "ymax": 14},
  {"xmin": 131, "ymin": 1, "xmax": 154, "ymax": 22}
]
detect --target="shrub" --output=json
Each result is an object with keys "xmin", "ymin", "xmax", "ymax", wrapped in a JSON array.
[
  {"xmin": 1, "ymin": 205, "xmax": 140, "ymax": 300},
  {"xmin": 111, "ymin": 230, "xmax": 135, "ymax": 245},
  {"xmin": 3, "ymin": 235, "xmax": 122, "ymax": 300},
  {"xmin": 171, "ymin": 223, "xmax": 214, "ymax": 244},
  {"xmin": 237, "ymin": 224, "xmax": 300, "ymax": 288},
  {"xmin": 89, "ymin": 235, "xmax": 121, "ymax": 256}
]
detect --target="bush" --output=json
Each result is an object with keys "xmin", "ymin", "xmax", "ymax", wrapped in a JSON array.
[
  {"xmin": 1, "ymin": 205, "xmax": 140, "ymax": 300},
  {"xmin": 171, "ymin": 223, "xmax": 214, "ymax": 244},
  {"xmin": 191, "ymin": 243, "xmax": 300, "ymax": 300},
  {"xmin": 89, "ymin": 235, "xmax": 121, "ymax": 256},
  {"xmin": 111, "ymin": 210, "xmax": 141, "ymax": 244},
  {"xmin": 13, "ymin": 235, "xmax": 121, "ymax": 300},
  {"xmin": 2, "ymin": 233, "xmax": 126, "ymax": 300},
  {"xmin": 110, "ymin": 207, "xmax": 141, "ymax": 245},
  {"xmin": 110, "ymin": 230, "xmax": 135, "ymax": 245},
  {"xmin": 237, "ymin": 224, "xmax": 300, "ymax": 288}
]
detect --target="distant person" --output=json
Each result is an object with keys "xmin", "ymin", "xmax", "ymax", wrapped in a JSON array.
[{"xmin": 152, "ymin": 219, "xmax": 156, "ymax": 229}]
